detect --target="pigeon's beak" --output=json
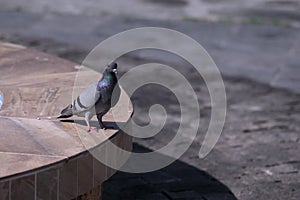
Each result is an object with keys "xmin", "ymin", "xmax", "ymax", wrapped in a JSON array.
[{"xmin": 112, "ymin": 68, "xmax": 118, "ymax": 75}]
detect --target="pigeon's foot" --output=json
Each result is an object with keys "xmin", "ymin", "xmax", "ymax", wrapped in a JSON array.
[
  {"xmin": 100, "ymin": 124, "xmax": 114, "ymax": 130},
  {"xmin": 98, "ymin": 117, "xmax": 114, "ymax": 130},
  {"xmin": 98, "ymin": 121, "xmax": 110, "ymax": 130},
  {"xmin": 87, "ymin": 126, "xmax": 97, "ymax": 132}
]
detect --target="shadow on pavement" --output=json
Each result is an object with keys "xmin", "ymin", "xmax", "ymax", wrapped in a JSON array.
[{"xmin": 103, "ymin": 143, "xmax": 237, "ymax": 200}]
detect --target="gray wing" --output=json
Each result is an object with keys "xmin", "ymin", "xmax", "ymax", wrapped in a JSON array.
[{"xmin": 72, "ymin": 83, "xmax": 101, "ymax": 113}]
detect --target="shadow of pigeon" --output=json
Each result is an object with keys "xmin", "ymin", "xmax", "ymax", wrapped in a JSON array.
[{"xmin": 59, "ymin": 119, "xmax": 126, "ymax": 131}]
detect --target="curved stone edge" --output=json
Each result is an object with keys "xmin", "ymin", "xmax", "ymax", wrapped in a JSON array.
[{"xmin": 0, "ymin": 119, "xmax": 132, "ymax": 199}]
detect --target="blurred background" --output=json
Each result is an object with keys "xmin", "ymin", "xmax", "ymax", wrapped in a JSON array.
[{"xmin": 0, "ymin": 0, "xmax": 299, "ymax": 199}]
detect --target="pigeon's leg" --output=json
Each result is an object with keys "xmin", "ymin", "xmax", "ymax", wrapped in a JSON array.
[
  {"xmin": 85, "ymin": 112, "xmax": 92, "ymax": 132},
  {"xmin": 97, "ymin": 114, "xmax": 113, "ymax": 130},
  {"xmin": 97, "ymin": 114, "xmax": 105, "ymax": 129}
]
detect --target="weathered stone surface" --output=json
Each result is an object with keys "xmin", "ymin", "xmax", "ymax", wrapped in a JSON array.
[{"xmin": 0, "ymin": 43, "xmax": 133, "ymax": 199}]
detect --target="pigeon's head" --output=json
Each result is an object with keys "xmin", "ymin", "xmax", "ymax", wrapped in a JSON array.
[{"xmin": 105, "ymin": 62, "xmax": 118, "ymax": 75}]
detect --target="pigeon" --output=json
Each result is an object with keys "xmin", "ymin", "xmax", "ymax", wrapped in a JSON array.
[{"xmin": 58, "ymin": 62, "xmax": 120, "ymax": 131}]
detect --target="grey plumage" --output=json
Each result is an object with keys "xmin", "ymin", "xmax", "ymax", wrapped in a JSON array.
[{"xmin": 58, "ymin": 62, "xmax": 120, "ymax": 131}]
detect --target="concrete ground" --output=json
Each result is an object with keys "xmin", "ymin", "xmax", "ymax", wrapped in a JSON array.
[
  {"xmin": 1, "ymin": 0, "xmax": 300, "ymax": 26},
  {"xmin": 0, "ymin": 1, "xmax": 300, "ymax": 199},
  {"xmin": 0, "ymin": 12, "xmax": 299, "ymax": 93}
]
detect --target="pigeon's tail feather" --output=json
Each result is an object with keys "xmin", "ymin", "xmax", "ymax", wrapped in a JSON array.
[{"xmin": 57, "ymin": 104, "xmax": 73, "ymax": 119}]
